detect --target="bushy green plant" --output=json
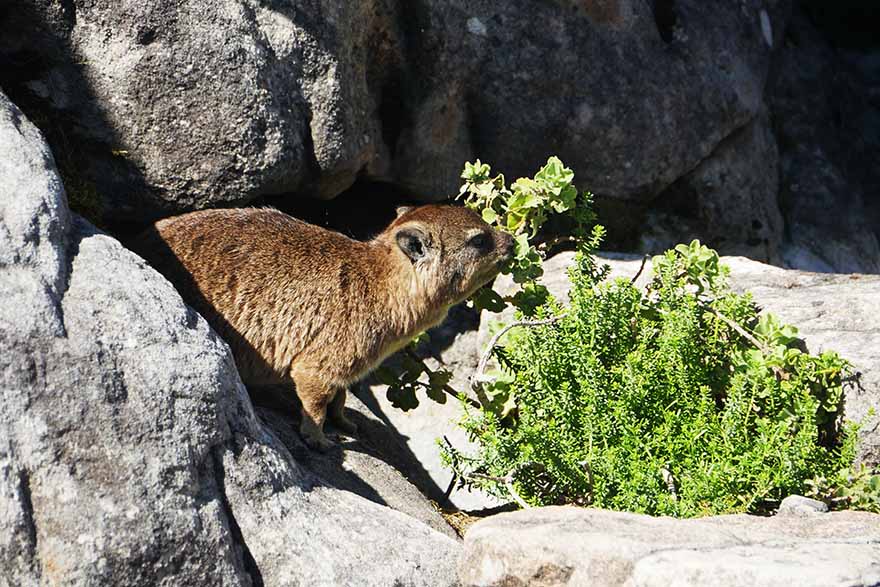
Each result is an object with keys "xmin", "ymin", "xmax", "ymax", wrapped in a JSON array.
[{"xmin": 439, "ymin": 158, "xmax": 874, "ymax": 517}]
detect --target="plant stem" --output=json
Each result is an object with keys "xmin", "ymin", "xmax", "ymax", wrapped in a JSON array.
[{"xmin": 469, "ymin": 461, "xmax": 547, "ymax": 509}]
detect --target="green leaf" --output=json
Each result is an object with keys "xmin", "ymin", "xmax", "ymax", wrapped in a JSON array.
[
  {"xmin": 386, "ymin": 384, "xmax": 419, "ymax": 411},
  {"xmin": 514, "ymin": 234, "xmax": 532, "ymax": 257},
  {"xmin": 511, "ymin": 283, "xmax": 551, "ymax": 316},
  {"xmin": 374, "ymin": 366, "xmax": 401, "ymax": 387},
  {"xmin": 426, "ymin": 370, "xmax": 452, "ymax": 404},
  {"xmin": 471, "ymin": 287, "xmax": 507, "ymax": 313}
]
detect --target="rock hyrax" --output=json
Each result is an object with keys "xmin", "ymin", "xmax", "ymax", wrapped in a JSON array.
[{"xmin": 136, "ymin": 205, "xmax": 514, "ymax": 450}]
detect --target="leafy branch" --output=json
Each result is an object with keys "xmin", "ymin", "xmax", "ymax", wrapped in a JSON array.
[
  {"xmin": 379, "ymin": 157, "xmax": 595, "ymax": 413},
  {"xmin": 471, "ymin": 313, "xmax": 568, "ymax": 391}
]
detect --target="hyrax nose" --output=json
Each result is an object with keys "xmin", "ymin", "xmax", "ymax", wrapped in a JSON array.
[{"xmin": 497, "ymin": 231, "xmax": 515, "ymax": 260}]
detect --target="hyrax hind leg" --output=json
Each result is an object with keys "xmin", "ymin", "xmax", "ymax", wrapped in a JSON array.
[
  {"xmin": 291, "ymin": 369, "xmax": 335, "ymax": 452},
  {"xmin": 328, "ymin": 388, "xmax": 357, "ymax": 435}
]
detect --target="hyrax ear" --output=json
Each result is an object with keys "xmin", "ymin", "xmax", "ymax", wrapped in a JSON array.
[
  {"xmin": 395, "ymin": 205, "xmax": 415, "ymax": 218},
  {"xmin": 395, "ymin": 227, "xmax": 428, "ymax": 263}
]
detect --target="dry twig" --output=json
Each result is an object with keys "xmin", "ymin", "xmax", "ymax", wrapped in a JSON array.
[
  {"xmin": 660, "ymin": 465, "xmax": 678, "ymax": 501},
  {"xmin": 631, "ymin": 254, "xmax": 651, "ymax": 284},
  {"xmin": 442, "ymin": 436, "xmax": 460, "ymax": 501},
  {"xmin": 471, "ymin": 314, "xmax": 568, "ymax": 391},
  {"xmin": 707, "ymin": 308, "xmax": 773, "ymax": 355},
  {"xmin": 540, "ymin": 235, "xmax": 578, "ymax": 252},
  {"xmin": 469, "ymin": 461, "xmax": 547, "ymax": 509}
]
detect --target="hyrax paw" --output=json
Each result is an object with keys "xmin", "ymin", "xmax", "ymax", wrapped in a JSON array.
[
  {"xmin": 302, "ymin": 432, "xmax": 336, "ymax": 452},
  {"xmin": 331, "ymin": 416, "xmax": 358, "ymax": 436}
]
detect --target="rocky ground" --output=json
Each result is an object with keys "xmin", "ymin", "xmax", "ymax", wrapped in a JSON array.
[{"xmin": 461, "ymin": 503, "xmax": 880, "ymax": 586}]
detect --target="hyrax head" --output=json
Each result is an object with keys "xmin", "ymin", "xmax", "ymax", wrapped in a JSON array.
[{"xmin": 381, "ymin": 205, "xmax": 515, "ymax": 305}]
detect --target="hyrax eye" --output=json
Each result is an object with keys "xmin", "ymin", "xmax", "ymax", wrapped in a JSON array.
[{"xmin": 467, "ymin": 232, "xmax": 493, "ymax": 253}]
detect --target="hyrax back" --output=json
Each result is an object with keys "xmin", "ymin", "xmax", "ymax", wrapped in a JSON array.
[{"xmin": 137, "ymin": 205, "xmax": 514, "ymax": 450}]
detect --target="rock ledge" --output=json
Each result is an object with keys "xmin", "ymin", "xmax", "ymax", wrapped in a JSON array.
[{"xmin": 460, "ymin": 506, "xmax": 880, "ymax": 587}]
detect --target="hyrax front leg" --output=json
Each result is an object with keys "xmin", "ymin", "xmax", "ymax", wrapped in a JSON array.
[
  {"xmin": 291, "ymin": 370, "xmax": 335, "ymax": 452},
  {"xmin": 328, "ymin": 388, "xmax": 357, "ymax": 435}
]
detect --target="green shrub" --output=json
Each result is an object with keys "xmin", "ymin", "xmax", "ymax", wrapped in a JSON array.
[{"xmin": 438, "ymin": 157, "xmax": 876, "ymax": 516}]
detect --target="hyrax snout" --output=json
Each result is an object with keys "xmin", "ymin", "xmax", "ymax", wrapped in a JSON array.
[{"xmin": 136, "ymin": 204, "xmax": 514, "ymax": 450}]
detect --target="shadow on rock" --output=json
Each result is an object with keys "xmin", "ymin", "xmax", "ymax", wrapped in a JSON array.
[{"xmin": 251, "ymin": 385, "xmax": 458, "ymax": 538}]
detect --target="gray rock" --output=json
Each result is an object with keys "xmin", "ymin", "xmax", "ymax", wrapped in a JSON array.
[
  {"xmin": 0, "ymin": 91, "xmax": 71, "ymax": 340},
  {"xmin": 459, "ymin": 506, "xmax": 880, "ymax": 587},
  {"xmin": 1, "ymin": 91, "xmax": 460, "ymax": 586},
  {"xmin": 779, "ymin": 494, "xmax": 830, "ymax": 515},
  {"xmin": 2, "ymin": 0, "xmax": 789, "ymax": 227},
  {"xmin": 768, "ymin": 8, "xmax": 880, "ymax": 274},
  {"xmin": 641, "ymin": 109, "xmax": 785, "ymax": 265},
  {"xmin": 216, "ymin": 427, "xmax": 460, "ymax": 586},
  {"xmin": 0, "ymin": 0, "xmax": 402, "ymax": 221},
  {"xmin": 255, "ymin": 398, "xmax": 458, "ymax": 539},
  {"xmin": 1, "ymin": 141, "xmax": 251, "ymax": 585},
  {"xmin": 0, "ymin": 90, "xmax": 72, "ymax": 587},
  {"xmin": 636, "ymin": 4, "xmax": 880, "ymax": 274},
  {"xmin": 3, "ymin": 1, "xmax": 877, "ymax": 271},
  {"xmin": 357, "ymin": 373, "xmax": 505, "ymax": 512},
  {"xmin": 401, "ymin": 0, "xmax": 787, "ymax": 205}
]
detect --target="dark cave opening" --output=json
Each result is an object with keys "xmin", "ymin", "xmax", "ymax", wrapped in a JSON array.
[
  {"xmin": 263, "ymin": 179, "xmax": 427, "ymax": 242},
  {"xmin": 801, "ymin": 0, "xmax": 880, "ymax": 50}
]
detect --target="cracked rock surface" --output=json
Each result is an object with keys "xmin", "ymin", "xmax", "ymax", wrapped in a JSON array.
[
  {"xmin": 459, "ymin": 506, "xmax": 880, "ymax": 587},
  {"xmin": 0, "ymin": 90, "xmax": 459, "ymax": 587},
  {"xmin": 1, "ymin": 0, "xmax": 784, "ymax": 215},
  {"xmin": 2, "ymin": 1, "xmax": 875, "ymax": 270}
]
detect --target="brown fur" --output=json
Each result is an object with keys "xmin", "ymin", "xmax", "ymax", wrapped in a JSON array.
[{"xmin": 135, "ymin": 205, "xmax": 514, "ymax": 449}]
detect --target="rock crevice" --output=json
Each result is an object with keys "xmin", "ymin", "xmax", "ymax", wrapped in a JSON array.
[{"xmin": 210, "ymin": 449, "xmax": 264, "ymax": 587}]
